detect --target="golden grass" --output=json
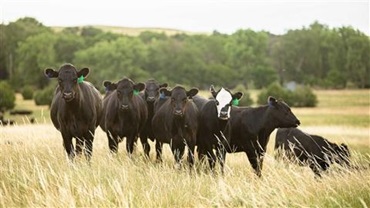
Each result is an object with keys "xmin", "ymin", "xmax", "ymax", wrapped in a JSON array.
[
  {"xmin": 52, "ymin": 25, "xmax": 207, "ymax": 36},
  {"xmin": 1, "ymin": 89, "xmax": 369, "ymax": 207}
]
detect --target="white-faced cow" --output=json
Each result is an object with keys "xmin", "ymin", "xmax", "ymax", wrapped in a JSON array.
[
  {"xmin": 152, "ymin": 86, "xmax": 199, "ymax": 169},
  {"xmin": 45, "ymin": 63, "xmax": 102, "ymax": 162},
  {"xmin": 194, "ymin": 85, "xmax": 243, "ymax": 173},
  {"xmin": 99, "ymin": 78, "xmax": 148, "ymax": 156},
  {"xmin": 275, "ymin": 127, "xmax": 351, "ymax": 177},
  {"xmin": 139, "ymin": 79, "xmax": 168, "ymax": 157},
  {"xmin": 223, "ymin": 96, "xmax": 300, "ymax": 176}
]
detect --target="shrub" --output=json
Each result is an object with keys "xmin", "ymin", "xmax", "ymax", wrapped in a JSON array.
[
  {"xmin": 0, "ymin": 81, "xmax": 16, "ymax": 111},
  {"xmin": 257, "ymin": 82, "xmax": 292, "ymax": 106},
  {"xmin": 22, "ymin": 86, "xmax": 34, "ymax": 100},
  {"xmin": 34, "ymin": 85, "xmax": 55, "ymax": 106},
  {"xmin": 257, "ymin": 82, "xmax": 317, "ymax": 107},
  {"xmin": 291, "ymin": 86, "xmax": 318, "ymax": 107},
  {"xmin": 232, "ymin": 84, "xmax": 254, "ymax": 106}
]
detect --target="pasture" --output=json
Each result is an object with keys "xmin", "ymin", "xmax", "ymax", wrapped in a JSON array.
[{"xmin": 1, "ymin": 90, "xmax": 369, "ymax": 207}]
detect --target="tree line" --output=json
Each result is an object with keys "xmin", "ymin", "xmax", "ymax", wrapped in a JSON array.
[{"xmin": 0, "ymin": 17, "xmax": 369, "ymax": 93}]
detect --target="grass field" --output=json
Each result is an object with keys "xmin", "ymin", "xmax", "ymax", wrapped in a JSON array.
[
  {"xmin": 1, "ymin": 89, "xmax": 369, "ymax": 207},
  {"xmin": 52, "ymin": 25, "xmax": 206, "ymax": 36}
]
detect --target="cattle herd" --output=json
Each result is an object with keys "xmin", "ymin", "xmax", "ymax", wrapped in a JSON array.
[{"xmin": 44, "ymin": 63, "xmax": 353, "ymax": 177}]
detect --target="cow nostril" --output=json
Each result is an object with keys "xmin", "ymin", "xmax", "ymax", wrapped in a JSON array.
[
  {"xmin": 174, "ymin": 110, "xmax": 183, "ymax": 115},
  {"xmin": 63, "ymin": 92, "xmax": 72, "ymax": 96}
]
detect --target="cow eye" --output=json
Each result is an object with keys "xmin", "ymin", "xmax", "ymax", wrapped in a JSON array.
[{"xmin": 215, "ymin": 100, "xmax": 219, "ymax": 105}]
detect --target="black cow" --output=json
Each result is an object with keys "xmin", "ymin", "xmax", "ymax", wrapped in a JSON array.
[
  {"xmin": 275, "ymin": 127, "xmax": 351, "ymax": 176},
  {"xmin": 195, "ymin": 86, "xmax": 243, "ymax": 173},
  {"xmin": 139, "ymin": 79, "xmax": 168, "ymax": 157},
  {"xmin": 45, "ymin": 63, "xmax": 102, "ymax": 161},
  {"xmin": 152, "ymin": 86, "xmax": 199, "ymax": 168},
  {"xmin": 223, "ymin": 96, "xmax": 300, "ymax": 176},
  {"xmin": 99, "ymin": 78, "xmax": 148, "ymax": 156}
]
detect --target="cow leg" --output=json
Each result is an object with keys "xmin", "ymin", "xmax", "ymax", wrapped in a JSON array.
[
  {"xmin": 126, "ymin": 135, "xmax": 136, "ymax": 156},
  {"xmin": 62, "ymin": 132, "xmax": 74, "ymax": 161},
  {"xmin": 206, "ymin": 146, "xmax": 217, "ymax": 172},
  {"xmin": 140, "ymin": 136, "xmax": 151, "ymax": 158},
  {"xmin": 257, "ymin": 135, "xmax": 269, "ymax": 171},
  {"xmin": 245, "ymin": 140, "xmax": 262, "ymax": 177},
  {"xmin": 171, "ymin": 141, "xmax": 185, "ymax": 169},
  {"xmin": 187, "ymin": 141, "xmax": 196, "ymax": 169},
  {"xmin": 84, "ymin": 130, "xmax": 95, "ymax": 162},
  {"xmin": 197, "ymin": 146, "xmax": 206, "ymax": 162},
  {"xmin": 75, "ymin": 137, "xmax": 84, "ymax": 157},
  {"xmin": 309, "ymin": 163, "xmax": 322, "ymax": 177},
  {"xmin": 107, "ymin": 131, "xmax": 119, "ymax": 154},
  {"xmin": 216, "ymin": 145, "xmax": 227, "ymax": 175},
  {"xmin": 155, "ymin": 141, "xmax": 163, "ymax": 162}
]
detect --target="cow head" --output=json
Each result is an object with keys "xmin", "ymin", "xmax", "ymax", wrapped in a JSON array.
[
  {"xmin": 160, "ymin": 86, "xmax": 198, "ymax": 117},
  {"xmin": 334, "ymin": 143, "xmax": 351, "ymax": 166},
  {"xmin": 210, "ymin": 85, "xmax": 243, "ymax": 120},
  {"xmin": 45, "ymin": 63, "xmax": 89, "ymax": 102},
  {"xmin": 267, "ymin": 96, "xmax": 300, "ymax": 128},
  {"xmin": 144, "ymin": 79, "xmax": 168, "ymax": 103},
  {"xmin": 115, "ymin": 78, "xmax": 145, "ymax": 111}
]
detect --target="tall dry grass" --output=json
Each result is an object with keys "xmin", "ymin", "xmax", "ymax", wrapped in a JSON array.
[
  {"xmin": 1, "ymin": 89, "xmax": 369, "ymax": 207},
  {"xmin": 0, "ymin": 124, "xmax": 369, "ymax": 207}
]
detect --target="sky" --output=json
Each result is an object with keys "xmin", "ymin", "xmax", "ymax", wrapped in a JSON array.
[{"xmin": 1, "ymin": 0, "xmax": 369, "ymax": 35}]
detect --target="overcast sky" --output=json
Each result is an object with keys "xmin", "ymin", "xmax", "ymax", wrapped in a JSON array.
[{"xmin": 1, "ymin": 0, "xmax": 369, "ymax": 35}]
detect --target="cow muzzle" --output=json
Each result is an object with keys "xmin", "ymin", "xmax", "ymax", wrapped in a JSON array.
[
  {"xmin": 295, "ymin": 119, "xmax": 301, "ymax": 127},
  {"xmin": 120, "ymin": 104, "xmax": 129, "ymax": 111},
  {"xmin": 63, "ymin": 92, "xmax": 75, "ymax": 102},
  {"xmin": 174, "ymin": 109, "xmax": 183, "ymax": 117},
  {"xmin": 219, "ymin": 111, "xmax": 229, "ymax": 120},
  {"xmin": 147, "ymin": 96, "xmax": 156, "ymax": 102}
]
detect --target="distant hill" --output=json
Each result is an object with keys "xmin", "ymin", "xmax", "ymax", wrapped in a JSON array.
[{"xmin": 52, "ymin": 25, "xmax": 208, "ymax": 36}]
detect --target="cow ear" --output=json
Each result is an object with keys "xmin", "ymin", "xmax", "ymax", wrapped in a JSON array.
[
  {"xmin": 341, "ymin": 143, "xmax": 349, "ymax": 151},
  {"xmin": 233, "ymin": 92, "xmax": 243, "ymax": 100},
  {"xmin": 187, "ymin": 88, "xmax": 199, "ymax": 98},
  {"xmin": 159, "ymin": 88, "xmax": 171, "ymax": 97},
  {"xmin": 77, "ymin": 67, "xmax": 90, "ymax": 78},
  {"xmin": 268, "ymin": 96, "xmax": 277, "ymax": 107},
  {"xmin": 45, "ymin": 68, "xmax": 58, "ymax": 78},
  {"xmin": 103, "ymin": 81, "xmax": 117, "ymax": 90},
  {"xmin": 103, "ymin": 81, "xmax": 112, "ymax": 88},
  {"xmin": 209, "ymin": 85, "xmax": 217, "ymax": 98},
  {"xmin": 134, "ymin": 82, "xmax": 146, "ymax": 92},
  {"xmin": 160, "ymin": 83, "xmax": 168, "ymax": 88}
]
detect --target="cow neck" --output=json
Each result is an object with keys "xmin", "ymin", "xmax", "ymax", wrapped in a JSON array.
[
  {"xmin": 173, "ymin": 116, "xmax": 185, "ymax": 137},
  {"xmin": 65, "ymin": 85, "xmax": 82, "ymax": 109},
  {"xmin": 217, "ymin": 118, "xmax": 228, "ymax": 130},
  {"xmin": 251, "ymin": 105, "xmax": 275, "ymax": 133}
]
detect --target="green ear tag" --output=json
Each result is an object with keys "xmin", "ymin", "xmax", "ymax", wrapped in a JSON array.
[
  {"xmin": 133, "ymin": 89, "xmax": 140, "ymax": 95},
  {"xmin": 77, "ymin": 75, "xmax": 84, "ymax": 83},
  {"xmin": 232, "ymin": 98, "xmax": 239, "ymax": 106}
]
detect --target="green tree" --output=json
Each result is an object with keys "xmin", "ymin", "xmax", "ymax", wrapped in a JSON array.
[
  {"xmin": 0, "ymin": 81, "xmax": 16, "ymax": 111},
  {"xmin": 54, "ymin": 33, "xmax": 85, "ymax": 63},
  {"xmin": 15, "ymin": 32, "xmax": 57, "ymax": 89},
  {"xmin": 3, "ymin": 18, "xmax": 51, "ymax": 81},
  {"xmin": 74, "ymin": 36, "xmax": 149, "ymax": 87},
  {"xmin": 225, "ymin": 29, "xmax": 271, "ymax": 87}
]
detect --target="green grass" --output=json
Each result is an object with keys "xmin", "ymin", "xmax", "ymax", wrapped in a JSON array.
[{"xmin": 1, "ymin": 89, "xmax": 369, "ymax": 207}]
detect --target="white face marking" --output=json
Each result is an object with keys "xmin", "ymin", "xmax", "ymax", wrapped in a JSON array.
[{"xmin": 215, "ymin": 88, "xmax": 233, "ymax": 118}]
